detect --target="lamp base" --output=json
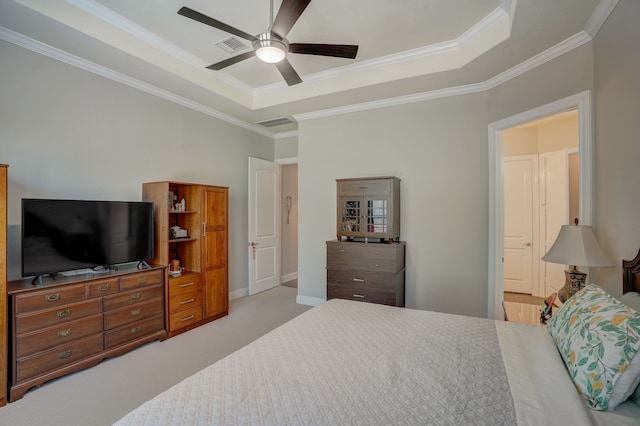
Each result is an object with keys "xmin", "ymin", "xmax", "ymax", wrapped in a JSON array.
[{"xmin": 557, "ymin": 267, "xmax": 587, "ymax": 303}]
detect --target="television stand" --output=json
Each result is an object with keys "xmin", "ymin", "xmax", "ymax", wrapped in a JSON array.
[{"xmin": 137, "ymin": 260, "xmax": 151, "ymax": 269}]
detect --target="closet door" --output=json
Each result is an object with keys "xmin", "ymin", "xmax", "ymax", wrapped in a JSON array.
[{"xmin": 202, "ymin": 186, "xmax": 229, "ymax": 319}]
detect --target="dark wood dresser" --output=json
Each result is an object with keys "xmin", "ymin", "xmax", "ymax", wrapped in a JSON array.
[
  {"xmin": 7, "ymin": 265, "xmax": 167, "ymax": 402},
  {"xmin": 326, "ymin": 240, "xmax": 405, "ymax": 307}
]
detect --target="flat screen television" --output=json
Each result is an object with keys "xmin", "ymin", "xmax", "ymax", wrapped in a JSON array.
[{"xmin": 22, "ymin": 198, "xmax": 154, "ymax": 278}]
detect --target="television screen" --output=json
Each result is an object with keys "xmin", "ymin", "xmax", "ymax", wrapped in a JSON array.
[{"xmin": 22, "ymin": 199, "xmax": 154, "ymax": 277}]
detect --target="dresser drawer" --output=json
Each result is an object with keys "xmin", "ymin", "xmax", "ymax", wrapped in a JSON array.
[
  {"xmin": 16, "ymin": 313, "xmax": 103, "ymax": 358},
  {"xmin": 169, "ymin": 306, "xmax": 203, "ymax": 331},
  {"xmin": 15, "ymin": 298, "xmax": 102, "ymax": 334},
  {"xmin": 327, "ymin": 284, "xmax": 398, "ymax": 306},
  {"xmin": 168, "ymin": 274, "xmax": 202, "ymax": 297},
  {"xmin": 103, "ymin": 284, "xmax": 163, "ymax": 311},
  {"xmin": 14, "ymin": 284, "xmax": 86, "ymax": 315},
  {"xmin": 104, "ymin": 299, "xmax": 164, "ymax": 330},
  {"xmin": 86, "ymin": 277, "xmax": 119, "ymax": 298},
  {"xmin": 15, "ymin": 334, "xmax": 103, "ymax": 382},
  {"xmin": 104, "ymin": 315, "xmax": 164, "ymax": 349},
  {"xmin": 327, "ymin": 270, "xmax": 398, "ymax": 292},
  {"xmin": 120, "ymin": 269, "xmax": 163, "ymax": 290},
  {"xmin": 338, "ymin": 179, "xmax": 391, "ymax": 196},
  {"xmin": 327, "ymin": 242, "xmax": 403, "ymax": 273},
  {"xmin": 169, "ymin": 290, "xmax": 203, "ymax": 315}
]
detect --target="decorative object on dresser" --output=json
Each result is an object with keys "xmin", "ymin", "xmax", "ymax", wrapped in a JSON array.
[
  {"xmin": 541, "ymin": 219, "xmax": 612, "ymax": 302},
  {"xmin": 336, "ymin": 176, "xmax": 400, "ymax": 243},
  {"xmin": 143, "ymin": 181, "xmax": 229, "ymax": 338},
  {"xmin": 0, "ymin": 164, "xmax": 8, "ymax": 407},
  {"xmin": 7, "ymin": 265, "xmax": 166, "ymax": 402}
]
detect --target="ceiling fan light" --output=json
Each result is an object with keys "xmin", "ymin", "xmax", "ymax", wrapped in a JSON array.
[
  {"xmin": 256, "ymin": 45, "xmax": 286, "ymax": 63},
  {"xmin": 253, "ymin": 35, "xmax": 287, "ymax": 63}
]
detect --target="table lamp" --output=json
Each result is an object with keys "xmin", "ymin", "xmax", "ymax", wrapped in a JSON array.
[{"xmin": 541, "ymin": 220, "xmax": 612, "ymax": 302}]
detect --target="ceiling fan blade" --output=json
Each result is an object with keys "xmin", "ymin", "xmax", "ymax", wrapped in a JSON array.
[
  {"xmin": 270, "ymin": 0, "xmax": 312, "ymax": 39},
  {"xmin": 207, "ymin": 51, "xmax": 256, "ymax": 70},
  {"xmin": 289, "ymin": 43, "xmax": 358, "ymax": 59},
  {"xmin": 178, "ymin": 7, "xmax": 257, "ymax": 42},
  {"xmin": 275, "ymin": 59, "xmax": 303, "ymax": 86}
]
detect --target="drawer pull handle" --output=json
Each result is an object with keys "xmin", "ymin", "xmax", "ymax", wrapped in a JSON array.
[
  {"xmin": 131, "ymin": 309, "xmax": 142, "ymax": 317},
  {"xmin": 138, "ymin": 277, "xmax": 148, "ymax": 284},
  {"xmin": 339, "ymin": 249, "xmax": 345, "ymax": 253},
  {"xmin": 57, "ymin": 309, "xmax": 71, "ymax": 318},
  {"xmin": 352, "ymin": 278, "xmax": 365, "ymax": 283},
  {"xmin": 375, "ymin": 264, "xmax": 380, "ymax": 267},
  {"xmin": 353, "ymin": 294, "xmax": 365, "ymax": 298},
  {"xmin": 179, "ymin": 282, "xmax": 194, "ymax": 288},
  {"xmin": 130, "ymin": 292, "xmax": 142, "ymax": 300},
  {"xmin": 180, "ymin": 315, "xmax": 195, "ymax": 322},
  {"xmin": 58, "ymin": 329, "xmax": 72, "ymax": 338},
  {"xmin": 98, "ymin": 284, "xmax": 110, "ymax": 292},
  {"xmin": 58, "ymin": 349, "xmax": 72, "ymax": 359},
  {"xmin": 131, "ymin": 326, "xmax": 141, "ymax": 334},
  {"xmin": 179, "ymin": 298, "xmax": 195, "ymax": 305},
  {"xmin": 46, "ymin": 294, "xmax": 60, "ymax": 302}
]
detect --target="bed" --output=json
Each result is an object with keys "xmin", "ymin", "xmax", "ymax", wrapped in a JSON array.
[{"xmin": 115, "ymin": 252, "xmax": 640, "ymax": 425}]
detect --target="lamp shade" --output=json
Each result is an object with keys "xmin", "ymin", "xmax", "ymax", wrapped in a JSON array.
[{"xmin": 542, "ymin": 225, "xmax": 612, "ymax": 267}]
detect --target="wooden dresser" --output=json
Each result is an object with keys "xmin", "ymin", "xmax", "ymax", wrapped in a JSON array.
[
  {"xmin": 7, "ymin": 265, "xmax": 167, "ymax": 402},
  {"xmin": 326, "ymin": 240, "xmax": 405, "ymax": 307}
]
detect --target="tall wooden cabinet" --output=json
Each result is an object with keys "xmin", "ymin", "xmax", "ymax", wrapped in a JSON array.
[
  {"xmin": 0, "ymin": 164, "xmax": 8, "ymax": 406},
  {"xmin": 143, "ymin": 181, "xmax": 228, "ymax": 337}
]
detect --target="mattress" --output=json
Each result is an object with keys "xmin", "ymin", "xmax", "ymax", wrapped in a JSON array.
[{"xmin": 114, "ymin": 299, "xmax": 630, "ymax": 425}]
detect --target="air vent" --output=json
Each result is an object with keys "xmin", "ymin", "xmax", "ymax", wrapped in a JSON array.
[
  {"xmin": 256, "ymin": 117, "xmax": 295, "ymax": 128},
  {"xmin": 216, "ymin": 37, "xmax": 249, "ymax": 53}
]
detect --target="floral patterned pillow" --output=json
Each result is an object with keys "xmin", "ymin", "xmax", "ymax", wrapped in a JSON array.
[{"xmin": 547, "ymin": 284, "xmax": 640, "ymax": 410}]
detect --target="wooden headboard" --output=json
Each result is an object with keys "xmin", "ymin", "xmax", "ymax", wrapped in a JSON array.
[{"xmin": 623, "ymin": 248, "xmax": 640, "ymax": 293}]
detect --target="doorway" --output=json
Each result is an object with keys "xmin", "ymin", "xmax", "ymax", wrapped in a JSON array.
[
  {"xmin": 488, "ymin": 91, "xmax": 593, "ymax": 319},
  {"xmin": 503, "ymin": 111, "xmax": 579, "ymax": 300}
]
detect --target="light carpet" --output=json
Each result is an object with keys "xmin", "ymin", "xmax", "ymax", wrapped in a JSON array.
[{"xmin": 0, "ymin": 285, "xmax": 310, "ymax": 426}]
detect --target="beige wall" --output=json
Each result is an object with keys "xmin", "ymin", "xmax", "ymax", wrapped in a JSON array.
[
  {"xmin": 503, "ymin": 113, "xmax": 578, "ymax": 156},
  {"xmin": 0, "ymin": 40, "xmax": 274, "ymax": 297},
  {"xmin": 280, "ymin": 164, "xmax": 298, "ymax": 280},
  {"xmin": 298, "ymin": 43, "xmax": 595, "ymax": 317},
  {"xmin": 592, "ymin": 0, "xmax": 640, "ymax": 296},
  {"xmin": 275, "ymin": 136, "xmax": 298, "ymax": 159}
]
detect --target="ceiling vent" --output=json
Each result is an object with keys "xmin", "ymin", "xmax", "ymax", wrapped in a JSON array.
[
  {"xmin": 216, "ymin": 37, "xmax": 249, "ymax": 53},
  {"xmin": 256, "ymin": 117, "xmax": 295, "ymax": 128}
]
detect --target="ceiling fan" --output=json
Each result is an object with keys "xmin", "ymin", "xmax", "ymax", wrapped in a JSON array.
[{"xmin": 178, "ymin": 0, "xmax": 358, "ymax": 86}]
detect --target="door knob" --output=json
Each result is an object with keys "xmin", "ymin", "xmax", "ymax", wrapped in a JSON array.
[{"xmin": 523, "ymin": 242, "xmax": 531, "ymax": 246}]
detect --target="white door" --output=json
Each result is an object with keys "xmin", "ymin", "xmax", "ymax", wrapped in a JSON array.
[
  {"xmin": 248, "ymin": 157, "xmax": 280, "ymax": 295},
  {"xmin": 540, "ymin": 150, "xmax": 569, "ymax": 297},
  {"xmin": 504, "ymin": 156, "xmax": 535, "ymax": 294}
]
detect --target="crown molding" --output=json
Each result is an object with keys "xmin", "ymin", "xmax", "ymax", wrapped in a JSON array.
[
  {"xmin": 274, "ymin": 131, "xmax": 298, "ymax": 140},
  {"xmin": 0, "ymin": 26, "xmax": 274, "ymax": 139},
  {"xmin": 294, "ymin": 28, "xmax": 593, "ymax": 122},
  {"xmin": 584, "ymin": 0, "xmax": 619, "ymax": 38}
]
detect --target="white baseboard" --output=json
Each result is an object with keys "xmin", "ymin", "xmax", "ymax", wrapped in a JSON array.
[
  {"xmin": 281, "ymin": 272, "xmax": 298, "ymax": 284},
  {"xmin": 296, "ymin": 295, "xmax": 325, "ymax": 307},
  {"xmin": 229, "ymin": 287, "xmax": 248, "ymax": 300}
]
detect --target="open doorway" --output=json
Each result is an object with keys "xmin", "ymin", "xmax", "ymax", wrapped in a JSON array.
[
  {"xmin": 488, "ymin": 91, "xmax": 593, "ymax": 319},
  {"xmin": 503, "ymin": 111, "xmax": 579, "ymax": 305}
]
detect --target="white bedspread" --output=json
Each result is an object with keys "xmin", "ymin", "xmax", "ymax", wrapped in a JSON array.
[{"xmin": 115, "ymin": 299, "xmax": 603, "ymax": 425}]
